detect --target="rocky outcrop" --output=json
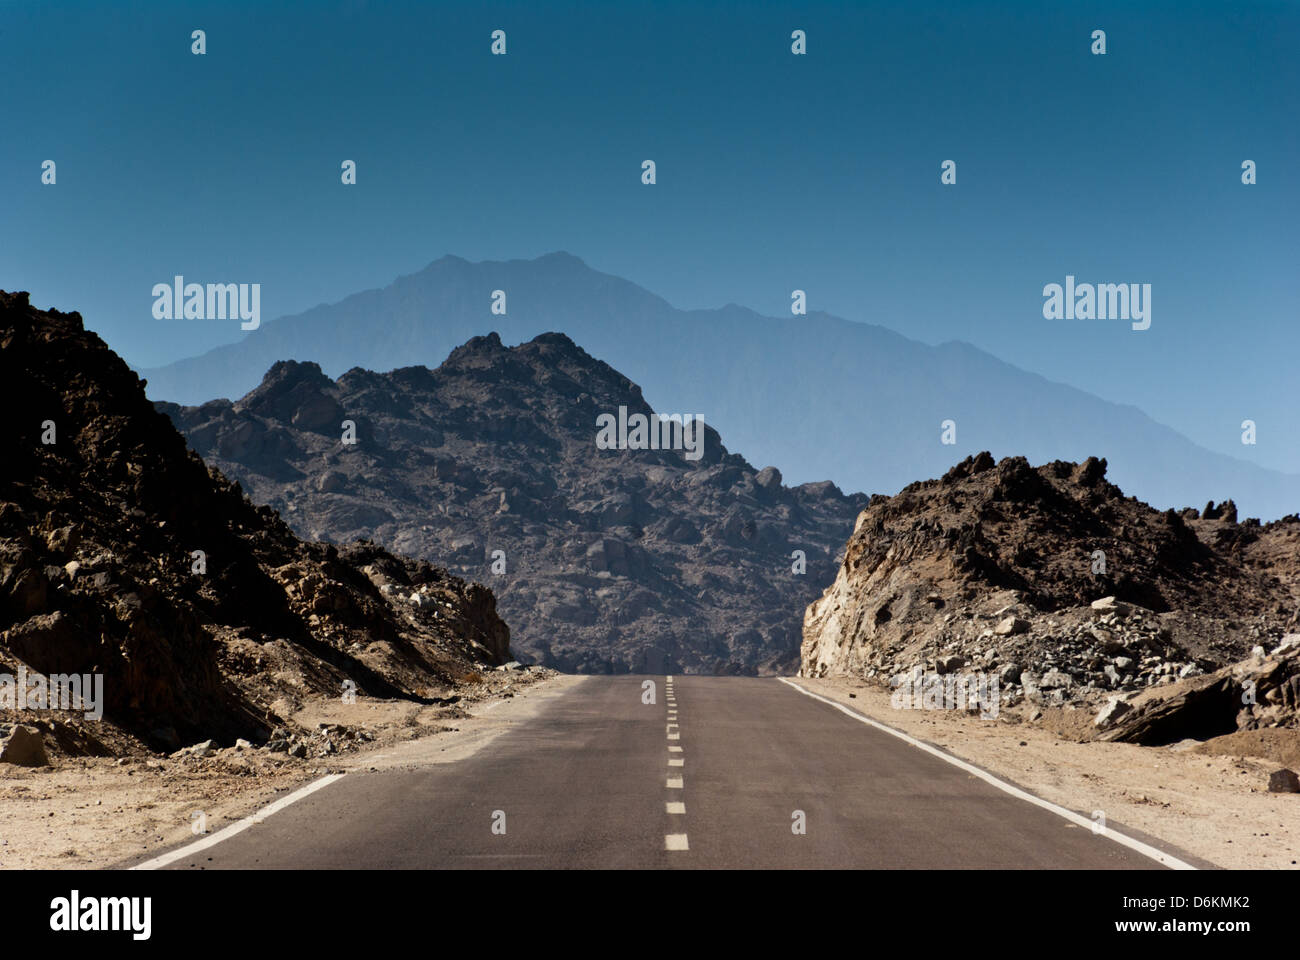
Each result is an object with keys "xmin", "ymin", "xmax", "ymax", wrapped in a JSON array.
[
  {"xmin": 1099, "ymin": 635, "xmax": 1300, "ymax": 745},
  {"xmin": 159, "ymin": 332, "xmax": 867, "ymax": 674},
  {"xmin": 801, "ymin": 453, "xmax": 1299, "ymax": 719},
  {"xmin": 0, "ymin": 290, "xmax": 511, "ymax": 756}
]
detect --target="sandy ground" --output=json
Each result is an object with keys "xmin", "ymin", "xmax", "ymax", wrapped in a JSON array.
[
  {"xmin": 0, "ymin": 672, "xmax": 580, "ymax": 870},
  {"xmin": 791, "ymin": 675, "xmax": 1300, "ymax": 870}
]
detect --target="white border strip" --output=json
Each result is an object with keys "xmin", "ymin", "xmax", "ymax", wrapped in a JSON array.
[
  {"xmin": 131, "ymin": 773, "xmax": 347, "ymax": 870},
  {"xmin": 778, "ymin": 678, "xmax": 1196, "ymax": 870}
]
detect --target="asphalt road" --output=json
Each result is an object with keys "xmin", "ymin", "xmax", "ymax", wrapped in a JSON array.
[{"xmin": 146, "ymin": 676, "xmax": 1193, "ymax": 869}]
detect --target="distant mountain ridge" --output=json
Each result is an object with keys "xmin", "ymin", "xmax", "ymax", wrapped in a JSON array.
[{"xmin": 140, "ymin": 253, "xmax": 1299, "ymax": 520}]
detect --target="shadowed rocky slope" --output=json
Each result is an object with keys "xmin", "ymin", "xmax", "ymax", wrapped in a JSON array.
[{"xmin": 0, "ymin": 291, "xmax": 511, "ymax": 756}]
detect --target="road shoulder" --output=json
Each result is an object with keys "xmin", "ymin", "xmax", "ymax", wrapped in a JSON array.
[
  {"xmin": 787, "ymin": 675, "xmax": 1297, "ymax": 870},
  {"xmin": 0, "ymin": 671, "xmax": 580, "ymax": 871}
]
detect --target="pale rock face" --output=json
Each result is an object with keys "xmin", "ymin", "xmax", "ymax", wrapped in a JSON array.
[
  {"xmin": 1094, "ymin": 697, "xmax": 1132, "ymax": 728},
  {"xmin": 801, "ymin": 556, "xmax": 858, "ymax": 678},
  {"xmin": 995, "ymin": 616, "xmax": 1029, "ymax": 636},
  {"xmin": 1091, "ymin": 596, "xmax": 1132, "ymax": 619},
  {"xmin": 799, "ymin": 510, "xmax": 949, "ymax": 679}
]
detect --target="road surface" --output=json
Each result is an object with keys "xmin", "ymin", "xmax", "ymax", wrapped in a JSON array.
[{"xmin": 141, "ymin": 676, "xmax": 1196, "ymax": 869}]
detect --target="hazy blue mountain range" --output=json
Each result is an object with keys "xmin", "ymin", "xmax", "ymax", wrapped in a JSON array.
[{"xmin": 140, "ymin": 253, "xmax": 1299, "ymax": 520}]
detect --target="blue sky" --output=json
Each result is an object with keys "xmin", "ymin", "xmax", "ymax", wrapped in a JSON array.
[{"xmin": 3, "ymin": 0, "xmax": 1297, "ymax": 471}]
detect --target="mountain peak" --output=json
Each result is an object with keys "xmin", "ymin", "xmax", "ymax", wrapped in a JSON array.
[
  {"xmin": 526, "ymin": 331, "xmax": 580, "ymax": 350},
  {"xmin": 242, "ymin": 358, "xmax": 335, "ymax": 403},
  {"xmin": 532, "ymin": 251, "xmax": 587, "ymax": 267},
  {"xmin": 418, "ymin": 251, "xmax": 589, "ymax": 276},
  {"xmin": 444, "ymin": 331, "xmax": 506, "ymax": 364},
  {"xmin": 260, "ymin": 358, "xmax": 329, "ymax": 385},
  {"xmin": 238, "ymin": 359, "xmax": 341, "ymax": 432}
]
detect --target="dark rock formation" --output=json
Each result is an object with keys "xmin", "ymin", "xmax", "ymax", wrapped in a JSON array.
[
  {"xmin": 0, "ymin": 291, "xmax": 511, "ymax": 754},
  {"xmin": 160, "ymin": 332, "xmax": 868, "ymax": 674}
]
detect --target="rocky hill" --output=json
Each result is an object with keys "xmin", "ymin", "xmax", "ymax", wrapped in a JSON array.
[
  {"xmin": 801, "ymin": 452, "xmax": 1300, "ymax": 736},
  {"xmin": 0, "ymin": 291, "xmax": 512, "ymax": 757},
  {"xmin": 158, "ymin": 332, "xmax": 868, "ymax": 673}
]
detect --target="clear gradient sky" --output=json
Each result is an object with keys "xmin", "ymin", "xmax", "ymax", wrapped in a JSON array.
[{"xmin": 3, "ymin": 0, "xmax": 1297, "ymax": 471}]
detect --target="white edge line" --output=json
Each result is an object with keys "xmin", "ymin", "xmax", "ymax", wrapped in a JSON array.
[
  {"xmin": 131, "ymin": 773, "xmax": 347, "ymax": 870},
  {"xmin": 777, "ymin": 678, "xmax": 1196, "ymax": 871}
]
